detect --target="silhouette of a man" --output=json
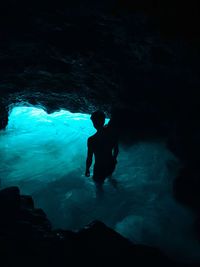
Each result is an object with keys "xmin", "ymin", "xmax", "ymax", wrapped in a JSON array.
[{"xmin": 85, "ymin": 111, "xmax": 119, "ymax": 196}]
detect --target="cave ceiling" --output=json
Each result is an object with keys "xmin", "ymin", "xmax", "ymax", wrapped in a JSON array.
[{"xmin": 0, "ymin": 1, "xmax": 200, "ymax": 137}]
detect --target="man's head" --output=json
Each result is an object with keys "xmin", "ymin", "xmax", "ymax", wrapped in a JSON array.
[{"xmin": 90, "ymin": 110, "xmax": 105, "ymax": 130}]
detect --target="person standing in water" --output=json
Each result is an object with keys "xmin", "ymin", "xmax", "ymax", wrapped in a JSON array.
[{"xmin": 85, "ymin": 111, "xmax": 119, "ymax": 196}]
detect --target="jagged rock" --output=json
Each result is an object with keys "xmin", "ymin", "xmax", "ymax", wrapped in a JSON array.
[
  {"xmin": 20, "ymin": 195, "xmax": 34, "ymax": 209},
  {"xmin": 0, "ymin": 186, "xmax": 21, "ymax": 221},
  {"xmin": 72, "ymin": 220, "xmax": 172, "ymax": 266},
  {"xmin": 0, "ymin": 186, "xmax": 51, "ymax": 237},
  {"xmin": 0, "ymin": 104, "xmax": 9, "ymax": 130},
  {"xmin": 0, "ymin": 187, "xmax": 197, "ymax": 266},
  {"xmin": 54, "ymin": 220, "xmax": 173, "ymax": 266}
]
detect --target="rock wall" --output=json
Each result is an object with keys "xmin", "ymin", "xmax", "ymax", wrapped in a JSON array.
[{"xmin": 0, "ymin": 186, "xmax": 193, "ymax": 266}]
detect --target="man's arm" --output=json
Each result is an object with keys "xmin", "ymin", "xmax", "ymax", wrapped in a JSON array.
[{"xmin": 85, "ymin": 138, "xmax": 93, "ymax": 177}]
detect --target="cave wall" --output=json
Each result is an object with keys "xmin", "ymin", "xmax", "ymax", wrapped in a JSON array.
[
  {"xmin": 1, "ymin": 1, "xmax": 200, "ymax": 131},
  {"xmin": 1, "ymin": 0, "xmax": 200, "ymax": 222}
]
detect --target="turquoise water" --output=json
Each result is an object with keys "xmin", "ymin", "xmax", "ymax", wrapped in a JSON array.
[{"xmin": 0, "ymin": 105, "xmax": 200, "ymax": 263}]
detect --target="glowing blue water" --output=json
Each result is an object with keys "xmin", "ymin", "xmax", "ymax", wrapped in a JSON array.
[{"xmin": 0, "ymin": 106, "xmax": 200, "ymax": 263}]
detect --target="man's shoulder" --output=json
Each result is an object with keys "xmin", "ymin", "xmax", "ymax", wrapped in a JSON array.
[{"xmin": 88, "ymin": 134, "xmax": 97, "ymax": 142}]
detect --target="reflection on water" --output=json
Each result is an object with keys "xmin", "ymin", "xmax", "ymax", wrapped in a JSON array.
[{"xmin": 0, "ymin": 106, "xmax": 199, "ymax": 263}]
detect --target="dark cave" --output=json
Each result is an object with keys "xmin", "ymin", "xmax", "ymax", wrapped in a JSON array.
[{"xmin": 1, "ymin": 1, "xmax": 200, "ymax": 266}]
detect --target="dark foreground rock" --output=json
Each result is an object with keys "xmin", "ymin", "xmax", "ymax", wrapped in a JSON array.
[{"xmin": 0, "ymin": 186, "xmax": 197, "ymax": 267}]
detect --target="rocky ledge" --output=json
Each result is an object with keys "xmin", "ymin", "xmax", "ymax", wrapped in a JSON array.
[{"xmin": 0, "ymin": 186, "xmax": 194, "ymax": 267}]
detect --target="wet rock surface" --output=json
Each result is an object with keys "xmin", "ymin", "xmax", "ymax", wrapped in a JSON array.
[{"xmin": 0, "ymin": 186, "xmax": 195, "ymax": 267}]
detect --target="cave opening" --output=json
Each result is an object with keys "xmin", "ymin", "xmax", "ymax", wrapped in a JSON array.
[{"xmin": 0, "ymin": 104, "xmax": 200, "ymax": 262}]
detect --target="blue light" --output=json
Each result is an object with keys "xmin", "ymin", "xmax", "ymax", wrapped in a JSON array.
[
  {"xmin": 0, "ymin": 105, "xmax": 200, "ymax": 263},
  {"xmin": 2, "ymin": 106, "xmax": 108, "ymax": 183}
]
